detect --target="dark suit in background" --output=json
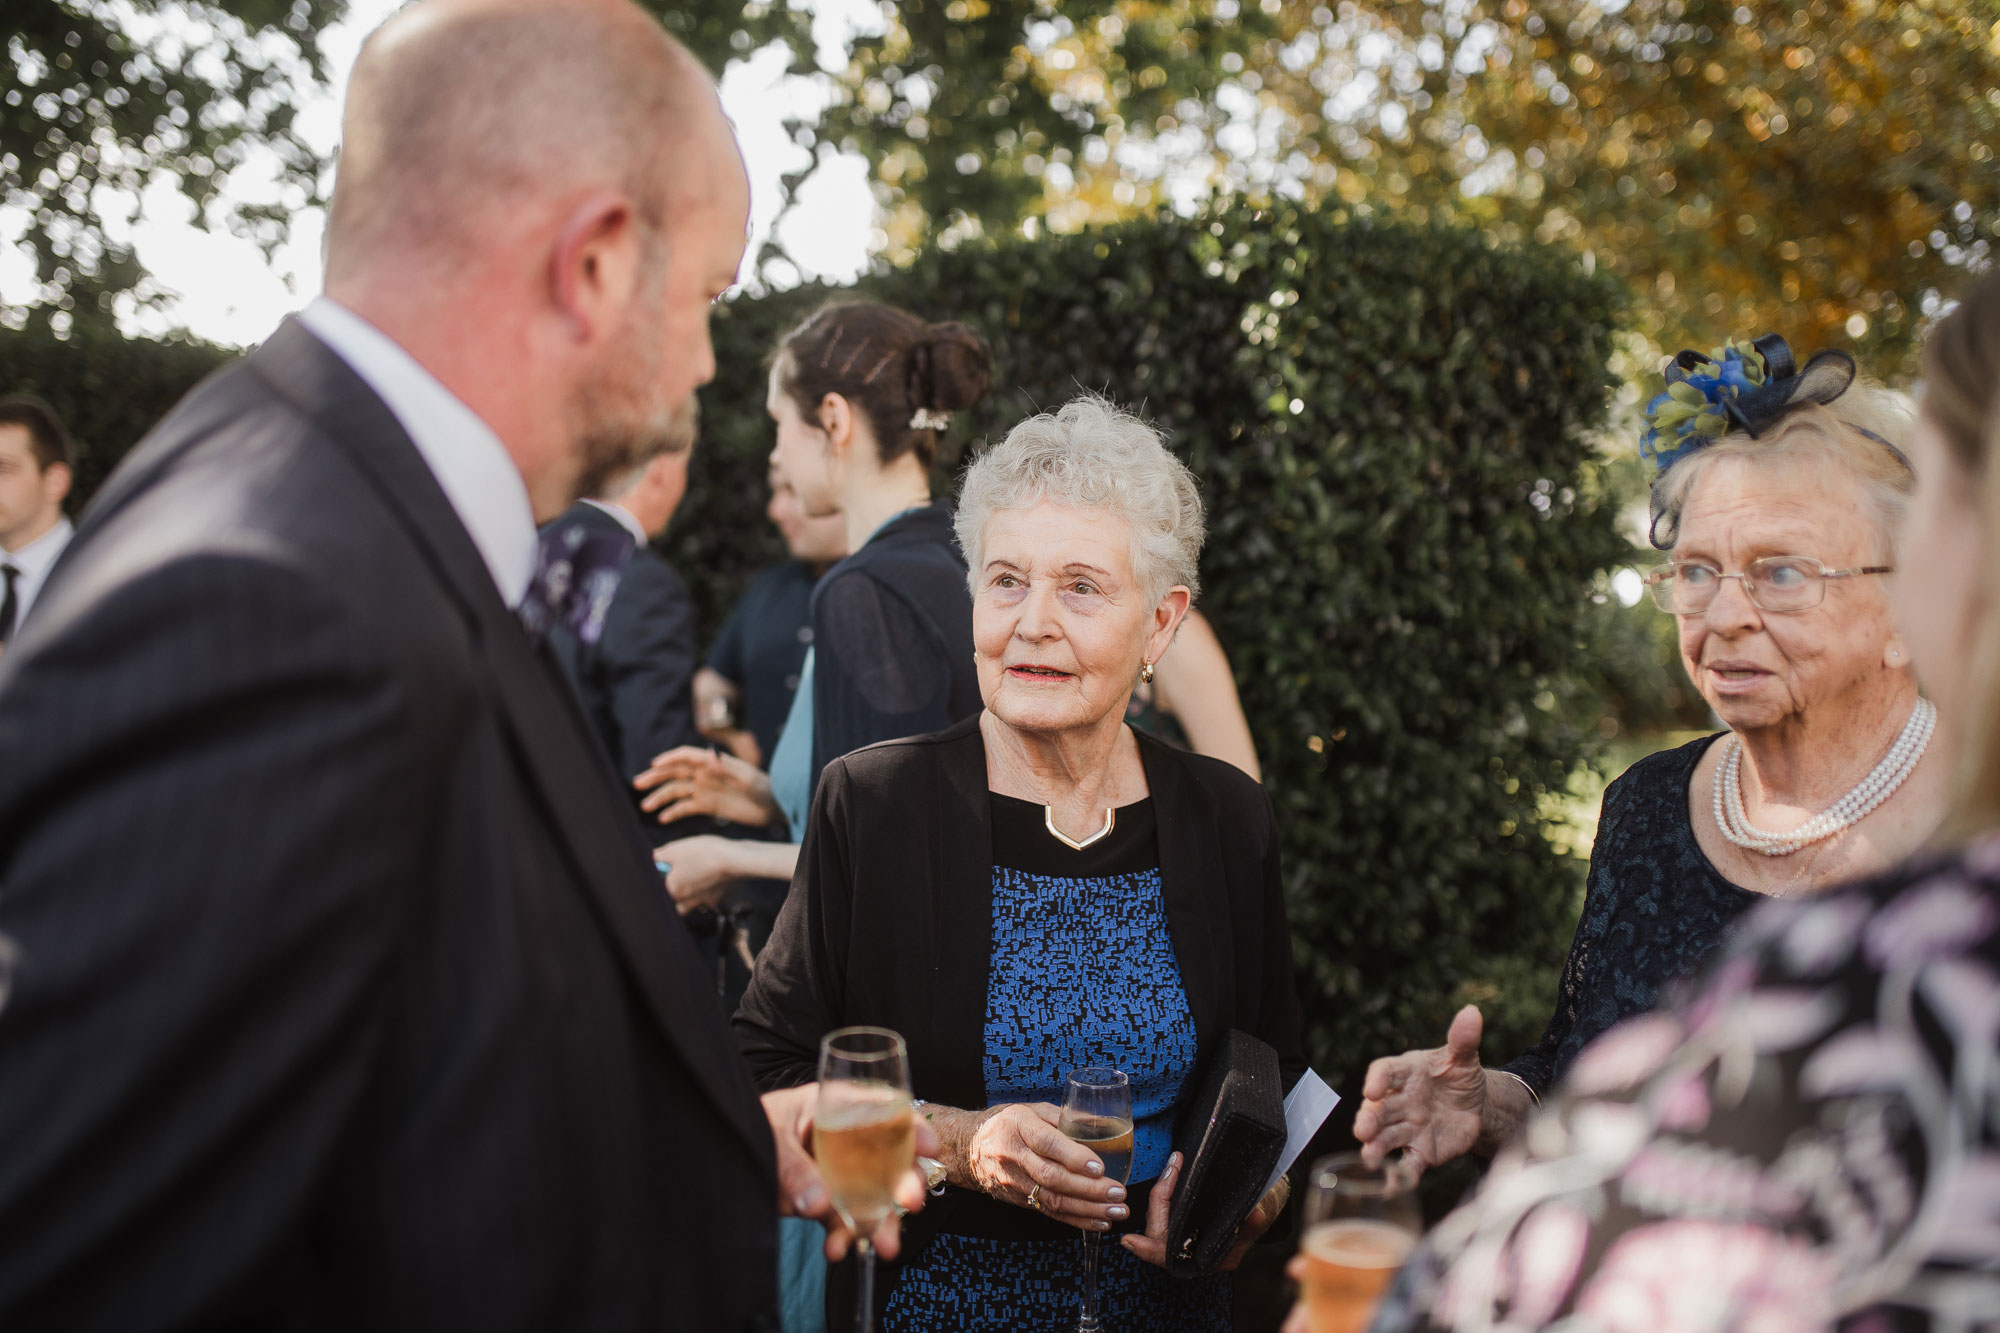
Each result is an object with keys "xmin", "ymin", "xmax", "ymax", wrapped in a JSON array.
[
  {"xmin": 0, "ymin": 322, "xmax": 777, "ymax": 1330},
  {"xmin": 544, "ymin": 499, "xmax": 704, "ymax": 833}
]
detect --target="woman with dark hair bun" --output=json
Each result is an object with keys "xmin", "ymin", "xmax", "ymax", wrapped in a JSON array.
[
  {"xmin": 639, "ymin": 302, "xmax": 995, "ymax": 881},
  {"xmin": 639, "ymin": 300, "xmax": 995, "ymax": 1332},
  {"xmin": 765, "ymin": 302, "xmax": 994, "ymax": 805}
]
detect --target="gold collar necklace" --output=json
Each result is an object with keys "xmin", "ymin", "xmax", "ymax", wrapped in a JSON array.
[{"xmin": 1045, "ymin": 805, "xmax": 1116, "ymax": 851}]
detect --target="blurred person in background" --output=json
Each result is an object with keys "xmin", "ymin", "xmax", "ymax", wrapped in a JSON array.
[
  {"xmin": 543, "ymin": 395, "xmax": 705, "ymax": 835},
  {"xmin": 0, "ymin": 2, "xmax": 932, "ymax": 1326},
  {"xmin": 695, "ymin": 462, "xmax": 848, "ymax": 769},
  {"xmin": 635, "ymin": 300, "xmax": 993, "ymax": 908},
  {"xmin": 736, "ymin": 396, "xmax": 1303, "ymax": 1332},
  {"xmin": 1354, "ymin": 332, "xmax": 1945, "ymax": 1179},
  {"xmin": 1124, "ymin": 606, "xmax": 1262, "ymax": 781},
  {"xmin": 1337, "ymin": 264, "xmax": 2000, "ymax": 1333},
  {"xmin": 636, "ymin": 299, "xmax": 993, "ymax": 1333},
  {"xmin": 0, "ymin": 394, "xmax": 75, "ymax": 652},
  {"xmin": 683, "ymin": 463, "xmax": 846, "ymax": 1009}
]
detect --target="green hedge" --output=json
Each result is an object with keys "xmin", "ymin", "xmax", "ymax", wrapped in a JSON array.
[
  {"xmin": 1, "ymin": 318, "xmax": 233, "ymax": 506},
  {"xmin": 5, "ymin": 207, "xmax": 1628, "ymax": 1120}
]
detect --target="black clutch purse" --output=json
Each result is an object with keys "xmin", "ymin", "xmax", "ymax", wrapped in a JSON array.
[{"xmin": 1164, "ymin": 1029, "xmax": 1287, "ymax": 1278}]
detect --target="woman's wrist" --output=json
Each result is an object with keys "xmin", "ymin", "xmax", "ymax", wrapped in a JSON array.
[
  {"xmin": 921, "ymin": 1104, "xmax": 996, "ymax": 1189},
  {"xmin": 1476, "ymin": 1067, "xmax": 1538, "ymax": 1155}
]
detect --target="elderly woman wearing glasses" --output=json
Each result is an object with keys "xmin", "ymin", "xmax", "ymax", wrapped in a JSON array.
[{"xmin": 1353, "ymin": 335, "xmax": 1947, "ymax": 1173}]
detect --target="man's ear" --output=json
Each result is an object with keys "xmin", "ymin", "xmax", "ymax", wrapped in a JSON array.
[
  {"xmin": 549, "ymin": 190, "xmax": 641, "ymax": 342},
  {"xmin": 45, "ymin": 461, "xmax": 71, "ymax": 507}
]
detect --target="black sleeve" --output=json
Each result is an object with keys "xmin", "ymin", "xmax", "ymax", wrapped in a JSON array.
[
  {"xmin": 1500, "ymin": 774, "xmax": 1630, "ymax": 1097},
  {"xmin": 598, "ymin": 553, "xmax": 702, "ymax": 784},
  {"xmin": 0, "ymin": 554, "xmax": 418, "ymax": 1317},
  {"xmin": 732, "ymin": 757, "xmax": 854, "ymax": 1091},
  {"xmin": 1251, "ymin": 785, "xmax": 1309, "ymax": 1092},
  {"xmin": 705, "ymin": 581, "xmax": 751, "ymax": 683},
  {"xmin": 811, "ymin": 570, "xmax": 957, "ymax": 775}
]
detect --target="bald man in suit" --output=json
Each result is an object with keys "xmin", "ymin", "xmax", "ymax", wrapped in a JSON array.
[{"xmin": 0, "ymin": 3, "xmax": 926, "ymax": 1327}]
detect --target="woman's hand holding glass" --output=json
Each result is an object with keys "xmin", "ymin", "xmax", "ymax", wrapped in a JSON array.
[
  {"xmin": 634, "ymin": 746, "xmax": 781, "ymax": 828},
  {"xmin": 964, "ymin": 1103, "xmax": 1131, "ymax": 1230}
]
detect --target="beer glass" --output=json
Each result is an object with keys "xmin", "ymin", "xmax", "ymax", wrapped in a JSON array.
[
  {"xmin": 1058, "ymin": 1068, "xmax": 1132, "ymax": 1333},
  {"xmin": 815, "ymin": 1027, "xmax": 916, "ymax": 1333},
  {"xmin": 1298, "ymin": 1152, "xmax": 1421, "ymax": 1333}
]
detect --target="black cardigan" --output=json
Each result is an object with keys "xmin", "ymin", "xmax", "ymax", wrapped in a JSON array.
[{"xmin": 735, "ymin": 713, "xmax": 1306, "ymax": 1246}]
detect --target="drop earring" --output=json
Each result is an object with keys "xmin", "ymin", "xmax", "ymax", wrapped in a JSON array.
[{"xmin": 1140, "ymin": 661, "xmax": 1155, "ymax": 685}]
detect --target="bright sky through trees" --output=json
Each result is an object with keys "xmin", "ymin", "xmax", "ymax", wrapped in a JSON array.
[{"xmin": 0, "ymin": 0, "xmax": 880, "ymax": 347}]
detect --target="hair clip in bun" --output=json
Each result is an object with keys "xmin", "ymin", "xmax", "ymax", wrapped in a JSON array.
[{"xmin": 909, "ymin": 407, "xmax": 954, "ymax": 431}]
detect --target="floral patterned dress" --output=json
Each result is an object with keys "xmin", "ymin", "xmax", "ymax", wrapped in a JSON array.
[{"xmin": 1376, "ymin": 834, "xmax": 2000, "ymax": 1331}]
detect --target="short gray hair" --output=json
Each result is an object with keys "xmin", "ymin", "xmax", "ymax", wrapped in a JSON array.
[{"xmin": 955, "ymin": 395, "xmax": 1205, "ymax": 604}]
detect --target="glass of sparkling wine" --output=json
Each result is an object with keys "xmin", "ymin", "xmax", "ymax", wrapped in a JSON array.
[
  {"xmin": 1059, "ymin": 1067, "xmax": 1133, "ymax": 1333},
  {"xmin": 1299, "ymin": 1152, "xmax": 1422, "ymax": 1333},
  {"xmin": 815, "ymin": 1027, "xmax": 916, "ymax": 1333}
]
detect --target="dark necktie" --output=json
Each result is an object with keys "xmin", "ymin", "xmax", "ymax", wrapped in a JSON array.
[
  {"xmin": 517, "ymin": 521, "xmax": 633, "ymax": 646},
  {"xmin": 0, "ymin": 563, "xmax": 18, "ymax": 647}
]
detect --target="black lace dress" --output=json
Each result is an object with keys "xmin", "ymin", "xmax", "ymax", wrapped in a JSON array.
[{"xmin": 1500, "ymin": 733, "xmax": 1761, "ymax": 1095}]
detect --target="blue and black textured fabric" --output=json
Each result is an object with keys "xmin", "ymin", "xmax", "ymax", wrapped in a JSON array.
[
  {"xmin": 881, "ymin": 792, "xmax": 1229, "ymax": 1333},
  {"xmin": 1502, "ymin": 732, "xmax": 1758, "ymax": 1094},
  {"xmin": 886, "ymin": 1234, "xmax": 1230, "ymax": 1333}
]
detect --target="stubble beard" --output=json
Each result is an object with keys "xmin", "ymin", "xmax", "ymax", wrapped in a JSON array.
[{"xmin": 564, "ymin": 300, "xmax": 694, "ymax": 506}]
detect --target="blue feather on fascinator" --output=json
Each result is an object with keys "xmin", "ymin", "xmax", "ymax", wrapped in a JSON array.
[{"xmin": 1640, "ymin": 332, "xmax": 1861, "ymax": 473}]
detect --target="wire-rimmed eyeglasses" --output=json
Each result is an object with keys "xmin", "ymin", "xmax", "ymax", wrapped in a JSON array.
[{"xmin": 1644, "ymin": 556, "xmax": 1894, "ymax": 615}]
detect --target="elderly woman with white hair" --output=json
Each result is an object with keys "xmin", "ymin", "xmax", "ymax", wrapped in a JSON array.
[
  {"xmin": 736, "ymin": 395, "xmax": 1304, "ymax": 1332},
  {"xmin": 1354, "ymin": 333, "xmax": 1948, "ymax": 1178}
]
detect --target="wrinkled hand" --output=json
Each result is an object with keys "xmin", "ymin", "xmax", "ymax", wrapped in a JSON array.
[
  {"xmin": 1117, "ymin": 1151, "xmax": 1183, "ymax": 1268},
  {"xmin": 1117, "ymin": 1153, "xmax": 1281, "ymax": 1271},
  {"xmin": 966, "ymin": 1104, "xmax": 1129, "ymax": 1232},
  {"xmin": 763, "ymin": 1084, "xmax": 939, "ymax": 1263},
  {"xmin": 654, "ymin": 835, "xmax": 736, "ymax": 913},
  {"xmin": 1353, "ymin": 1003, "xmax": 1489, "ymax": 1171},
  {"xmin": 634, "ymin": 746, "xmax": 779, "ymax": 828}
]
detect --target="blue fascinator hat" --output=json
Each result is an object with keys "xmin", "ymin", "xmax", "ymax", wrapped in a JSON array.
[{"xmin": 1641, "ymin": 332, "xmax": 1899, "ymax": 547}]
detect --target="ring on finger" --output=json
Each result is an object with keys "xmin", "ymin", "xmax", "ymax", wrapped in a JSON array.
[{"xmin": 1026, "ymin": 1184, "xmax": 1041, "ymax": 1213}]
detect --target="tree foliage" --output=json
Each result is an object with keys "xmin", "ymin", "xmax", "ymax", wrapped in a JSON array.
[
  {"xmin": 3, "ymin": 0, "xmax": 345, "ymax": 330},
  {"xmin": 682, "ymin": 0, "xmax": 1998, "ymax": 373}
]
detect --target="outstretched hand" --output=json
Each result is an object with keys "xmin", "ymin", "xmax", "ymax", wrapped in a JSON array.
[
  {"xmin": 634, "ymin": 746, "xmax": 780, "ymax": 829},
  {"xmin": 1352, "ymin": 1003, "xmax": 1490, "ymax": 1172},
  {"xmin": 763, "ymin": 1084, "xmax": 939, "ymax": 1263}
]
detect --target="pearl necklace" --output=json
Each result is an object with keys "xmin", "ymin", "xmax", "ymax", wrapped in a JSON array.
[{"xmin": 1714, "ymin": 698, "xmax": 1936, "ymax": 857}]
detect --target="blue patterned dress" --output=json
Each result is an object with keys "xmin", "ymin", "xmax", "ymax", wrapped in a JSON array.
[{"xmin": 882, "ymin": 794, "xmax": 1233, "ymax": 1332}]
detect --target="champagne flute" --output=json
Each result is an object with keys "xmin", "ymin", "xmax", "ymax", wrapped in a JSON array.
[
  {"xmin": 815, "ymin": 1027, "xmax": 916, "ymax": 1333},
  {"xmin": 1297, "ymin": 1152, "xmax": 1422, "ymax": 1333},
  {"xmin": 1058, "ymin": 1067, "xmax": 1133, "ymax": 1333}
]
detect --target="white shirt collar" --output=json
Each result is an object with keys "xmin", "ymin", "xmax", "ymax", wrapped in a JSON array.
[
  {"xmin": 295, "ymin": 297, "xmax": 537, "ymax": 607},
  {"xmin": 2, "ymin": 516, "xmax": 74, "ymax": 627},
  {"xmin": 580, "ymin": 497, "xmax": 651, "ymax": 547},
  {"xmin": 3, "ymin": 514, "xmax": 72, "ymax": 575}
]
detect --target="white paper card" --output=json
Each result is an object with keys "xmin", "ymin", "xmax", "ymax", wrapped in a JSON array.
[{"xmin": 1262, "ymin": 1068, "xmax": 1341, "ymax": 1197}]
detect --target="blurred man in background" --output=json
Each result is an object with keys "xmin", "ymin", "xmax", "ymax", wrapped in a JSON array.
[
  {"xmin": 545, "ymin": 396, "xmax": 706, "ymax": 835},
  {"xmin": 0, "ymin": 394, "xmax": 75, "ymax": 651}
]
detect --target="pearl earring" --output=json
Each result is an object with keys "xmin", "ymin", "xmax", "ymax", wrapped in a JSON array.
[{"xmin": 1140, "ymin": 661, "xmax": 1155, "ymax": 685}]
